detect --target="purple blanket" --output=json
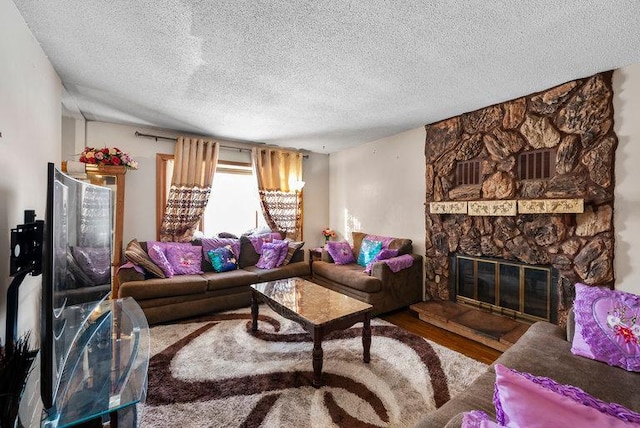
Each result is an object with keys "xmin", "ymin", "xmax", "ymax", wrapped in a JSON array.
[{"xmin": 383, "ymin": 254, "xmax": 414, "ymax": 272}]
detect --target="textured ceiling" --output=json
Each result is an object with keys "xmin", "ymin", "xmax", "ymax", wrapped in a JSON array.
[{"xmin": 12, "ymin": 0, "xmax": 640, "ymax": 153}]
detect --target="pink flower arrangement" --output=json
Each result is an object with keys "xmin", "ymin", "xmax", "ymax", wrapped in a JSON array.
[
  {"xmin": 322, "ymin": 228, "xmax": 336, "ymax": 242},
  {"xmin": 79, "ymin": 146, "xmax": 138, "ymax": 169}
]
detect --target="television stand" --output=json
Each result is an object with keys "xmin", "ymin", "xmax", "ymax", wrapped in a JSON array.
[{"xmin": 18, "ymin": 297, "xmax": 149, "ymax": 427}]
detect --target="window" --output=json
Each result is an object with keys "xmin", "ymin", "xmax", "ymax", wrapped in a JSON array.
[
  {"xmin": 202, "ymin": 161, "xmax": 267, "ymax": 236},
  {"xmin": 518, "ymin": 149, "xmax": 555, "ymax": 180},
  {"xmin": 456, "ymin": 160, "xmax": 481, "ymax": 185},
  {"xmin": 156, "ymin": 155, "xmax": 266, "ymax": 239}
]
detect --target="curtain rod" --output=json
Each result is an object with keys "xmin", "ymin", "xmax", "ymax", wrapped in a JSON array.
[{"xmin": 134, "ymin": 131, "xmax": 309, "ymax": 158}]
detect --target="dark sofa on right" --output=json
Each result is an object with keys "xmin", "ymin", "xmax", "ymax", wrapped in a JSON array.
[
  {"xmin": 311, "ymin": 231, "xmax": 423, "ymax": 316},
  {"xmin": 416, "ymin": 318, "xmax": 640, "ymax": 427}
]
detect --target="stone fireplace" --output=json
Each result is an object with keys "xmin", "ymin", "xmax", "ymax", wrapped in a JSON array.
[{"xmin": 424, "ymin": 72, "xmax": 618, "ymax": 325}]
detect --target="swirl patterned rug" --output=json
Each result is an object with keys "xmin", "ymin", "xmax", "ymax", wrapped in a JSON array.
[{"xmin": 140, "ymin": 306, "xmax": 487, "ymax": 427}]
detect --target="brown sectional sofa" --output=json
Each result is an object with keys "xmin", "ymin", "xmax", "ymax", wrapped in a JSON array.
[
  {"xmin": 416, "ymin": 320, "xmax": 640, "ymax": 427},
  {"xmin": 311, "ymin": 232, "xmax": 423, "ymax": 316},
  {"xmin": 117, "ymin": 237, "xmax": 310, "ymax": 324}
]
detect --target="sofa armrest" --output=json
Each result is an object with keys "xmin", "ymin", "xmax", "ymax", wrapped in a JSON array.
[
  {"xmin": 370, "ymin": 254, "xmax": 422, "ymax": 279},
  {"xmin": 371, "ymin": 254, "xmax": 423, "ymax": 299},
  {"xmin": 117, "ymin": 265, "xmax": 145, "ymax": 284},
  {"xmin": 321, "ymin": 248, "xmax": 334, "ymax": 263}
]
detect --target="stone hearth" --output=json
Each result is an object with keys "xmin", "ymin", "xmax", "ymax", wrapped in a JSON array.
[{"xmin": 424, "ymin": 72, "xmax": 618, "ymax": 325}]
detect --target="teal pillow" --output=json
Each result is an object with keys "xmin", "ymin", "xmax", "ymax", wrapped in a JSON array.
[
  {"xmin": 357, "ymin": 239, "xmax": 383, "ymax": 267},
  {"xmin": 207, "ymin": 246, "xmax": 238, "ymax": 273}
]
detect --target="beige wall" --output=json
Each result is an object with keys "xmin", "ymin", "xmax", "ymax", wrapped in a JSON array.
[
  {"xmin": 329, "ymin": 127, "xmax": 427, "ymax": 257},
  {"xmin": 0, "ymin": 0, "xmax": 62, "ymax": 344},
  {"xmin": 613, "ymin": 63, "xmax": 640, "ymax": 294},
  {"xmin": 81, "ymin": 121, "xmax": 330, "ymax": 252}
]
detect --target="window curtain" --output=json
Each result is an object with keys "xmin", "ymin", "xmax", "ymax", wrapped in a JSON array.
[
  {"xmin": 251, "ymin": 147, "xmax": 303, "ymax": 240},
  {"xmin": 159, "ymin": 137, "xmax": 219, "ymax": 242}
]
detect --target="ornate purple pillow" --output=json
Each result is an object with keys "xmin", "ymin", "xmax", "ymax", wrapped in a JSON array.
[
  {"xmin": 272, "ymin": 239, "xmax": 289, "ymax": 266},
  {"xmin": 256, "ymin": 242, "xmax": 285, "ymax": 269},
  {"xmin": 166, "ymin": 244, "xmax": 203, "ymax": 275},
  {"xmin": 326, "ymin": 241, "xmax": 355, "ymax": 265},
  {"xmin": 571, "ymin": 283, "xmax": 640, "ymax": 371},
  {"xmin": 364, "ymin": 248, "xmax": 399, "ymax": 274},
  {"xmin": 148, "ymin": 244, "xmax": 174, "ymax": 278},
  {"xmin": 494, "ymin": 364, "xmax": 640, "ymax": 427}
]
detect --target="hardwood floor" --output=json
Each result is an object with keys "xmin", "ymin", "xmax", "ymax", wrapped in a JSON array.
[{"xmin": 381, "ymin": 308, "xmax": 502, "ymax": 365}]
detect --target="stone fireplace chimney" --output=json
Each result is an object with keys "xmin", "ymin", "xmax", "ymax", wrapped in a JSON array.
[{"xmin": 424, "ymin": 72, "xmax": 617, "ymax": 325}]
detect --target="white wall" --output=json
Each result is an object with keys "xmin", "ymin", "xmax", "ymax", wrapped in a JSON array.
[
  {"xmin": 0, "ymin": 0, "xmax": 62, "ymax": 345},
  {"xmin": 82, "ymin": 121, "xmax": 330, "ymax": 252},
  {"xmin": 329, "ymin": 127, "xmax": 426, "ymax": 257},
  {"xmin": 614, "ymin": 64, "xmax": 640, "ymax": 294}
]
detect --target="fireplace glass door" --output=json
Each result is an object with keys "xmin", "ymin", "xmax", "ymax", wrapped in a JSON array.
[{"xmin": 455, "ymin": 255, "xmax": 553, "ymax": 322}]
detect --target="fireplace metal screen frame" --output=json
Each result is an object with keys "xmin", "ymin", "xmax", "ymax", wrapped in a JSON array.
[{"xmin": 450, "ymin": 254, "xmax": 559, "ymax": 324}]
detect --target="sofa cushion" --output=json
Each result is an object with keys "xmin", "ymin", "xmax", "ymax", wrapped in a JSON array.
[
  {"xmin": 283, "ymin": 240, "xmax": 304, "ymax": 265},
  {"xmin": 311, "ymin": 261, "xmax": 382, "ymax": 293},
  {"xmin": 199, "ymin": 237, "xmax": 241, "ymax": 271},
  {"xmin": 326, "ymin": 241, "xmax": 355, "ymax": 265},
  {"xmin": 256, "ymin": 241, "xmax": 288, "ymax": 269},
  {"xmin": 166, "ymin": 244, "xmax": 203, "ymax": 275},
  {"xmin": 124, "ymin": 239, "xmax": 165, "ymax": 278},
  {"xmin": 119, "ymin": 274, "xmax": 207, "ymax": 300},
  {"xmin": 148, "ymin": 243, "xmax": 174, "ymax": 277},
  {"xmin": 201, "ymin": 269, "xmax": 259, "ymax": 291},
  {"xmin": 207, "ymin": 247, "xmax": 238, "ymax": 273},
  {"xmin": 571, "ymin": 283, "xmax": 640, "ymax": 372},
  {"xmin": 357, "ymin": 239, "xmax": 383, "ymax": 267},
  {"xmin": 352, "ymin": 231, "xmax": 413, "ymax": 258},
  {"xmin": 243, "ymin": 261, "xmax": 310, "ymax": 282},
  {"xmin": 494, "ymin": 364, "xmax": 640, "ymax": 427},
  {"xmin": 238, "ymin": 236, "xmax": 261, "ymax": 268}
]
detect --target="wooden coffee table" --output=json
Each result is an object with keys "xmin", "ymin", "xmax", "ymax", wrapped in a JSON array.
[{"xmin": 250, "ymin": 277, "xmax": 373, "ymax": 388}]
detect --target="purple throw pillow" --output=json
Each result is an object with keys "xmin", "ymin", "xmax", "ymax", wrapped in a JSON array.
[
  {"xmin": 148, "ymin": 244, "xmax": 174, "ymax": 277},
  {"xmin": 326, "ymin": 241, "xmax": 355, "ymax": 265},
  {"xmin": 571, "ymin": 283, "xmax": 640, "ymax": 372},
  {"xmin": 272, "ymin": 239, "xmax": 289, "ymax": 267},
  {"xmin": 364, "ymin": 248, "xmax": 399, "ymax": 274},
  {"xmin": 201, "ymin": 237, "xmax": 241, "ymax": 262},
  {"xmin": 494, "ymin": 364, "xmax": 640, "ymax": 427},
  {"xmin": 256, "ymin": 242, "xmax": 284, "ymax": 269},
  {"xmin": 166, "ymin": 244, "xmax": 203, "ymax": 275}
]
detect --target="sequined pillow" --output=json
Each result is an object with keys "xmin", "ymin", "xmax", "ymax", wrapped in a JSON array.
[
  {"xmin": 571, "ymin": 283, "xmax": 640, "ymax": 371},
  {"xmin": 326, "ymin": 241, "xmax": 355, "ymax": 265},
  {"xmin": 256, "ymin": 241, "xmax": 287, "ymax": 269},
  {"xmin": 207, "ymin": 246, "xmax": 238, "ymax": 273},
  {"xmin": 357, "ymin": 239, "xmax": 383, "ymax": 267},
  {"xmin": 166, "ymin": 244, "xmax": 203, "ymax": 275}
]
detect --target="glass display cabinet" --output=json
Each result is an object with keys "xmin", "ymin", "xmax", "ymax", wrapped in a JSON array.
[{"xmin": 62, "ymin": 161, "xmax": 127, "ymax": 297}]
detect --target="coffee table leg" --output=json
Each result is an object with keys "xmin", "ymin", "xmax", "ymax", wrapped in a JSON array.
[
  {"xmin": 251, "ymin": 291, "xmax": 259, "ymax": 332},
  {"xmin": 363, "ymin": 312, "xmax": 371, "ymax": 363},
  {"xmin": 312, "ymin": 327, "xmax": 323, "ymax": 388}
]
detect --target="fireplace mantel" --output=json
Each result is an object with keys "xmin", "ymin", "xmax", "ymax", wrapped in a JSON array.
[{"xmin": 429, "ymin": 198, "xmax": 584, "ymax": 216}]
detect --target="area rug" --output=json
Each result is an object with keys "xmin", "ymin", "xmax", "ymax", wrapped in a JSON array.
[{"xmin": 140, "ymin": 306, "xmax": 487, "ymax": 427}]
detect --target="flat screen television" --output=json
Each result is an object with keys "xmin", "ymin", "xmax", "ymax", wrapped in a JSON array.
[{"xmin": 41, "ymin": 162, "xmax": 113, "ymax": 410}]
